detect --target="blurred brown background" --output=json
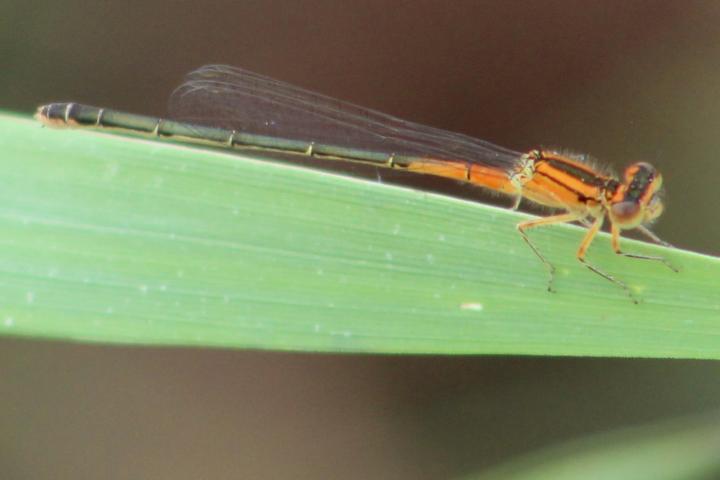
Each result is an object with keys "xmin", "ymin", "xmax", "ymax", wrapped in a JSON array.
[{"xmin": 2, "ymin": 1, "xmax": 720, "ymax": 479}]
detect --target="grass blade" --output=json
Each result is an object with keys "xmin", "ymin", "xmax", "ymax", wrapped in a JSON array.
[
  {"xmin": 0, "ymin": 113, "xmax": 718, "ymax": 356},
  {"xmin": 467, "ymin": 414, "xmax": 720, "ymax": 480}
]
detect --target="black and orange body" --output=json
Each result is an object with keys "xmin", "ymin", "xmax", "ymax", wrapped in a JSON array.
[
  {"xmin": 510, "ymin": 150, "xmax": 674, "ymax": 302},
  {"xmin": 520, "ymin": 150, "xmax": 613, "ymax": 212}
]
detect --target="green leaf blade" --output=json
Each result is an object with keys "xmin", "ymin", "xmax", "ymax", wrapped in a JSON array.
[
  {"xmin": 468, "ymin": 414, "xmax": 720, "ymax": 480},
  {"xmin": 1, "ymin": 113, "xmax": 718, "ymax": 356}
]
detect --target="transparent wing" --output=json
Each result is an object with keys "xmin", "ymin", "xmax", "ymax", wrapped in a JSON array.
[{"xmin": 168, "ymin": 65, "xmax": 522, "ymax": 167}]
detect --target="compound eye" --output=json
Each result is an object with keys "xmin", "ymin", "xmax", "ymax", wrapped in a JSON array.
[{"xmin": 610, "ymin": 200, "xmax": 642, "ymax": 225}]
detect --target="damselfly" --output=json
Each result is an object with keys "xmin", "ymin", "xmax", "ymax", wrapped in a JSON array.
[{"xmin": 36, "ymin": 65, "xmax": 676, "ymax": 302}]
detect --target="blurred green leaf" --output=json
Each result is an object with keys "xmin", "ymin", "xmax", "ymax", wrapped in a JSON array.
[
  {"xmin": 0, "ymin": 113, "xmax": 718, "ymax": 355},
  {"xmin": 466, "ymin": 413, "xmax": 720, "ymax": 480}
]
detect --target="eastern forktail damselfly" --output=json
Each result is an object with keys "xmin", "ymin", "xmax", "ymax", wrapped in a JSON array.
[{"xmin": 36, "ymin": 65, "xmax": 676, "ymax": 302}]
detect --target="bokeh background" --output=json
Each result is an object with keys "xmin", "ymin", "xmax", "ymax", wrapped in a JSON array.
[{"xmin": 2, "ymin": 1, "xmax": 720, "ymax": 478}]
